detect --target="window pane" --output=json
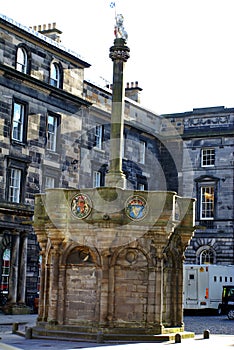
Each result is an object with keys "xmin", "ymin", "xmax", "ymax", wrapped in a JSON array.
[
  {"xmin": 95, "ymin": 126, "xmax": 102, "ymax": 149},
  {"xmin": 9, "ymin": 169, "xmax": 21, "ymax": 203},
  {"xmin": 139, "ymin": 141, "xmax": 145, "ymax": 164},
  {"xmin": 50, "ymin": 63, "xmax": 60, "ymax": 87},
  {"xmin": 16, "ymin": 47, "xmax": 27, "ymax": 73},
  {"xmin": 47, "ymin": 115, "xmax": 57, "ymax": 151},
  {"xmin": 93, "ymin": 171, "xmax": 101, "ymax": 187},
  {"xmin": 12, "ymin": 102, "xmax": 24, "ymax": 142},
  {"xmin": 202, "ymin": 149, "xmax": 215, "ymax": 167},
  {"xmin": 201, "ymin": 186, "xmax": 214, "ymax": 219},
  {"xmin": 200, "ymin": 249, "xmax": 214, "ymax": 264},
  {"xmin": 45, "ymin": 176, "xmax": 55, "ymax": 189}
]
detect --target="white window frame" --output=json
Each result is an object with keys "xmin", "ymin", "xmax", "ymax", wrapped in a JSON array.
[
  {"xmin": 95, "ymin": 125, "xmax": 103, "ymax": 150},
  {"xmin": 200, "ymin": 249, "xmax": 214, "ymax": 265},
  {"xmin": 47, "ymin": 115, "xmax": 58, "ymax": 152},
  {"xmin": 50, "ymin": 62, "xmax": 61, "ymax": 88},
  {"xmin": 201, "ymin": 148, "xmax": 215, "ymax": 167},
  {"xmin": 200, "ymin": 186, "xmax": 214, "ymax": 219},
  {"xmin": 139, "ymin": 140, "xmax": 146, "ymax": 164},
  {"xmin": 9, "ymin": 168, "xmax": 21, "ymax": 203},
  {"xmin": 93, "ymin": 171, "xmax": 101, "ymax": 187},
  {"xmin": 16, "ymin": 47, "xmax": 27, "ymax": 73},
  {"xmin": 12, "ymin": 102, "xmax": 25, "ymax": 142},
  {"xmin": 45, "ymin": 176, "xmax": 55, "ymax": 189}
]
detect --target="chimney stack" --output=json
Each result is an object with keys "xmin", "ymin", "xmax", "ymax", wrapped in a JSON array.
[
  {"xmin": 125, "ymin": 81, "xmax": 142, "ymax": 103},
  {"xmin": 30, "ymin": 23, "xmax": 62, "ymax": 43}
]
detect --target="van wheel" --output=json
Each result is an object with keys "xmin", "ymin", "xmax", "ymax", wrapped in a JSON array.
[
  {"xmin": 217, "ymin": 306, "xmax": 222, "ymax": 315},
  {"xmin": 227, "ymin": 309, "xmax": 234, "ymax": 320}
]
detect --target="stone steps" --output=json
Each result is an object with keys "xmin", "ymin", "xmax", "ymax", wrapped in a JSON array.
[{"xmin": 31, "ymin": 326, "xmax": 194, "ymax": 343}]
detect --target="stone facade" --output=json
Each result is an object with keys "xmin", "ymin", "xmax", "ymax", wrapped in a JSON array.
[{"xmin": 162, "ymin": 107, "xmax": 234, "ymax": 265}]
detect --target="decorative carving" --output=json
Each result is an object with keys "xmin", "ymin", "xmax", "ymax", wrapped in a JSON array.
[
  {"xmin": 109, "ymin": 48, "xmax": 130, "ymax": 62},
  {"xmin": 125, "ymin": 195, "xmax": 148, "ymax": 221},
  {"xmin": 185, "ymin": 115, "xmax": 230, "ymax": 128},
  {"xmin": 125, "ymin": 249, "xmax": 137, "ymax": 263},
  {"xmin": 71, "ymin": 193, "xmax": 92, "ymax": 219}
]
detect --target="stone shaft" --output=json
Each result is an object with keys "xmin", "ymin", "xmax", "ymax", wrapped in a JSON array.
[{"xmin": 105, "ymin": 38, "xmax": 130, "ymax": 188}]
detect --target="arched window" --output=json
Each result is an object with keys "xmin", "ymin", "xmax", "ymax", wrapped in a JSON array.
[
  {"xmin": 50, "ymin": 62, "xmax": 62, "ymax": 88},
  {"xmin": 200, "ymin": 249, "xmax": 214, "ymax": 264},
  {"xmin": 16, "ymin": 47, "xmax": 28, "ymax": 73}
]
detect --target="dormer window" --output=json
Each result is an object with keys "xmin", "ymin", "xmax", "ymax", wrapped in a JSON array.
[
  {"xmin": 16, "ymin": 47, "xmax": 28, "ymax": 73},
  {"xmin": 50, "ymin": 62, "xmax": 62, "ymax": 88}
]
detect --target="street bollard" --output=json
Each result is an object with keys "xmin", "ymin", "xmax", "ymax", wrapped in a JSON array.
[
  {"xmin": 96, "ymin": 331, "xmax": 104, "ymax": 343},
  {"xmin": 175, "ymin": 333, "xmax": 182, "ymax": 343},
  {"xmin": 203, "ymin": 329, "xmax": 210, "ymax": 339},
  {"xmin": 25, "ymin": 326, "xmax": 32, "ymax": 339},
  {"xmin": 12, "ymin": 322, "xmax": 19, "ymax": 334}
]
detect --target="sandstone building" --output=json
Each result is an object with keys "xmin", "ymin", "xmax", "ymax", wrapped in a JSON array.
[{"xmin": 0, "ymin": 14, "xmax": 233, "ymax": 312}]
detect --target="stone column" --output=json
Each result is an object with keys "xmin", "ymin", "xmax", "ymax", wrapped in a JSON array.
[
  {"xmin": 48, "ymin": 241, "xmax": 60, "ymax": 323},
  {"xmin": 105, "ymin": 38, "xmax": 130, "ymax": 189},
  {"xmin": 37, "ymin": 238, "xmax": 47, "ymax": 321},
  {"xmin": 17, "ymin": 232, "xmax": 28, "ymax": 304},
  {"xmin": 8, "ymin": 232, "xmax": 20, "ymax": 304},
  {"xmin": 155, "ymin": 251, "xmax": 164, "ymax": 333}
]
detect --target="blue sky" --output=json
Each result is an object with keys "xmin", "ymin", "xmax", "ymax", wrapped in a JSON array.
[{"xmin": 1, "ymin": 0, "xmax": 234, "ymax": 114}]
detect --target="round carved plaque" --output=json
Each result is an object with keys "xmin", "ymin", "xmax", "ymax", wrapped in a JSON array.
[
  {"xmin": 125, "ymin": 195, "xmax": 148, "ymax": 221},
  {"xmin": 71, "ymin": 193, "xmax": 92, "ymax": 219}
]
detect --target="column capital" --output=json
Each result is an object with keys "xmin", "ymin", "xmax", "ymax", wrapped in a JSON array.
[{"xmin": 109, "ymin": 38, "xmax": 130, "ymax": 62}]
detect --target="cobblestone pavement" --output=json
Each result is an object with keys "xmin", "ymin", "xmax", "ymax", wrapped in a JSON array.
[{"xmin": 184, "ymin": 315, "xmax": 234, "ymax": 335}]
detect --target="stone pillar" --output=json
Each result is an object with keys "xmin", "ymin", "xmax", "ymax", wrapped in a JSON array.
[
  {"xmin": 8, "ymin": 232, "xmax": 20, "ymax": 304},
  {"xmin": 155, "ymin": 251, "xmax": 164, "ymax": 333},
  {"xmin": 105, "ymin": 38, "xmax": 130, "ymax": 189},
  {"xmin": 48, "ymin": 241, "xmax": 60, "ymax": 323},
  {"xmin": 177, "ymin": 261, "xmax": 184, "ymax": 327},
  {"xmin": 37, "ymin": 239, "xmax": 47, "ymax": 321},
  {"xmin": 17, "ymin": 232, "xmax": 28, "ymax": 304}
]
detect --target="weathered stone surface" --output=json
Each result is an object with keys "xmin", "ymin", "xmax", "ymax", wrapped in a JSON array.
[{"xmin": 33, "ymin": 187, "xmax": 195, "ymax": 338}]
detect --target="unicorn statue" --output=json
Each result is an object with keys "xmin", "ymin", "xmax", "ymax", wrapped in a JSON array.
[{"xmin": 114, "ymin": 14, "xmax": 128, "ymax": 41}]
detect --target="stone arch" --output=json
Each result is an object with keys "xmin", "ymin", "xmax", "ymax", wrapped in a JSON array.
[
  {"xmin": 63, "ymin": 244, "xmax": 100, "ymax": 325},
  {"xmin": 111, "ymin": 245, "xmax": 149, "ymax": 326},
  {"xmin": 61, "ymin": 243, "xmax": 100, "ymax": 266}
]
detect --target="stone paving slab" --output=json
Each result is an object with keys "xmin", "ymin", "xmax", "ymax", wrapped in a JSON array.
[
  {"xmin": 0, "ymin": 313, "xmax": 233, "ymax": 350},
  {"xmin": 0, "ymin": 334, "xmax": 233, "ymax": 350}
]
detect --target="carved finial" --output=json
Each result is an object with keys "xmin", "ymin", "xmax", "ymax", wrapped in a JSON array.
[{"xmin": 114, "ymin": 14, "xmax": 128, "ymax": 41}]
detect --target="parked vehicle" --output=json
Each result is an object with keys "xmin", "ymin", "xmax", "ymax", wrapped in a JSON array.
[
  {"xmin": 183, "ymin": 264, "xmax": 234, "ymax": 313},
  {"xmin": 218, "ymin": 285, "xmax": 234, "ymax": 319}
]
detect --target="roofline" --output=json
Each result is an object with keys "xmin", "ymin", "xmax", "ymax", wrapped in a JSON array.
[
  {"xmin": 161, "ymin": 106, "xmax": 234, "ymax": 118},
  {"xmin": 0, "ymin": 14, "xmax": 91, "ymax": 68}
]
